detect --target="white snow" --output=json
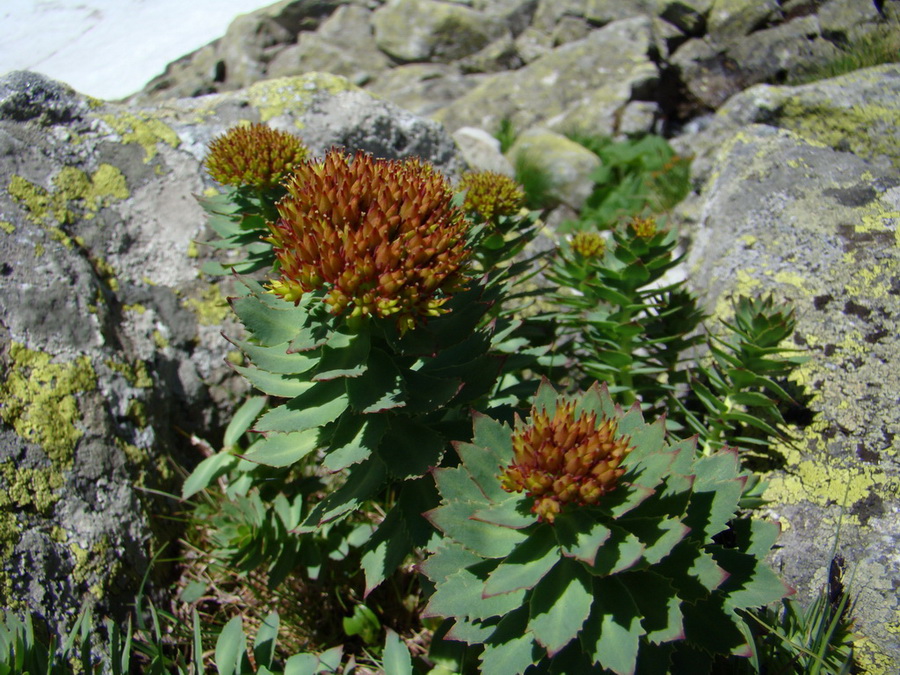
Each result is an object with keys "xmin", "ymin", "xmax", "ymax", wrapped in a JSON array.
[{"xmin": 0, "ymin": 0, "xmax": 277, "ymax": 100}]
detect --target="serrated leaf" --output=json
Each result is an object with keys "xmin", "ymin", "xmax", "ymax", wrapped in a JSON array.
[
  {"xmin": 554, "ymin": 510, "xmax": 611, "ymax": 565},
  {"xmin": 576, "ymin": 382, "xmax": 618, "ymax": 420},
  {"xmin": 433, "ymin": 465, "xmax": 489, "ymax": 505},
  {"xmin": 479, "ymin": 610, "xmax": 539, "ymax": 675},
  {"xmin": 590, "ymin": 523, "xmax": 644, "ymax": 576},
  {"xmin": 243, "ymin": 429, "xmax": 319, "ymax": 467},
  {"xmin": 182, "ymin": 451, "xmax": 238, "ymax": 499},
  {"xmin": 532, "ymin": 379, "xmax": 560, "ymax": 414},
  {"xmin": 402, "ymin": 369, "xmax": 462, "ymax": 414},
  {"xmin": 654, "ymin": 544, "xmax": 727, "ymax": 601},
  {"xmin": 582, "ymin": 576, "xmax": 644, "ymax": 675},
  {"xmin": 233, "ymin": 364, "xmax": 316, "ymax": 398},
  {"xmin": 232, "ymin": 295, "xmax": 309, "ymax": 345},
  {"xmin": 618, "ymin": 516, "xmax": 689, "ymax": 565},
  {"xmin": 457, "ymin": 414, "xmax": 514, "ymax": 502},
  {"xmin": 686, "ymin": 453, "xmax": 744, "ymax": 543},
  {"xmin": 483, "ymin": 527, "xmax": 559, "ymax": 597},
  {"xmin": 471, "ymin": 496, "xmax": 535, "ymax": 530},
  {"xmin": 322, "ymin": 415, "xmax": 385, "ymax": 472},
  {"xmin": 231, "ymin": 338, "xmax": 318, "ymax": 375},
  {"xmin": 215, "ymin": 615, "xmax": 247, "ymax": 675},
  {"xmin": 224, "ymin": 396, "xmax": 267, "ymax": 447},
  {"xmin": 346, "ymin": 348, "xmax": 406, "ymax": 412},
  {"xmin": 681, "ymin": 594, "xmax": 749, "ymax": 656},
  {"xmin": 427, "ymin": 500, "xmax": 529, "ymax": 559},
  {"xmin": 622, "ymin": 449, "xmax": 677, "ymax": 493},
  {"xmin": 528, "ymin": 558, "xmax": 593, "ymax": 656},
  {"xmin": 254, "ymin": 379, "xmax": 348, "ymax": 433},
  {"xmin": 712, "ymin": 543, "xmax": 790, "ymax": 610},
  {"xmin": 383, "ymin": 629, "xmax": 413, "ymax": 674},
  {"xmin": 622, "ymin": 570, "xmax": 684, "ymax": 644},
  {"xmin": 300, "ymin": 457, "xmax": 387, "ymax": 530},
  {"xmin": 379, "ymin": 418, "xmax": 446, "ymax": 480},
  {"xmin": 601, "ymin": 483, "xmax": 656, "ymax": 519},
  {"xmin": 420, "ymin": 540, "xmax": 484, "ymax": 584},
  {"xmin": 313, "ymin": 330, "xmax": 370, "ymax": 380},
  {"xmin": 424, "ymin": 562, "xmax": 526, "ymax": 622},
  {"xmin": 625, "ymin": 417, "xmax": 667, "ymax": 462},
  {"xmin": 253, "ymin": 612, "xmax": 279, "ymax": 670}
]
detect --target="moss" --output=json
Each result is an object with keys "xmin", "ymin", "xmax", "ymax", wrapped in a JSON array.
[
  {"xmin": 183, "ymin": 284, "xmax": 229, "ymax": 326},
  {"xmin": 0, "ymin": 343, "xmax": 97, "ymax": 467},
  {"xmin": 0, "ymin": 462, "xmax": 64, "ymax": 515},
  {"xmin": 126, "ymin": 399, "xmax": 148, "ymax": 429},
  {"xmin": 246, "ymin": 74, "xmax": 356, "ymax": 127},
  {"xmin": 97, "ymin": 111, "xmax": 180, "ymax": 163}
]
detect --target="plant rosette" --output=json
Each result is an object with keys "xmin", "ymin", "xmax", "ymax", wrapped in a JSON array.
[{"xmin": 421, "ymin": 381, "xmax": 791, "ymax": 675}]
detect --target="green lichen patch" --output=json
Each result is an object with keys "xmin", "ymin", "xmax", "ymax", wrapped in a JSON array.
[
  {"xmin": 104, "ymin": 358, "xmax": 153, "ymax": 388},
  {"xmin": 182, "ymin": 283, "xmax": 229, "ymax": 326},
  {"xmin": 0, "ymin": 462, "xmax": 63, "ymax": 515},
  {"xmin": 245, "ymin": 74, "xmax": 356, "ymax": 126},
  {"xmin": 0, "ymin": 343, "xmax": 97, "ymax": 467},
  {"xmin": 0, "ymin": 221, "xmax": 14, "ymax": 234},
  {"xmin": 97, "ymin": 111, "xmax": 181, "ymax": 163}
]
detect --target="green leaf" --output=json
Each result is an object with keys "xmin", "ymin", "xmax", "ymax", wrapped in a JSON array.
[
  {"xmin": 231, "ymin": 295, "xmax": 309, "ymax": 346},
  {"xmin": 590, "ymin": 523, "xmax": 644, "ymax": 576},
  {"xmin": 420, "ymin": 540, "xmax": 484, "ymax": 584},
  {"xmin": 582, "ymin": 576, "xmax": 644, "ymax": 675},
  {"xmin": 622, "ymin": 570, "xmax": 684, "ymax": 644},
  {"xmin": 471, "ymin": 495, "xmax": 535, "ymax": 530},
  {"xmin": 253, "ymin": 612, "xmax": 279, "ymax": 670},
  {"xmin": 215, "ymin": 615, "xmax": 247, "ymax": 675},
  {"xmin": 532, "ymin": 378, "xmax": 560, "ymax": 414},
  {"xmin": 528, "ymin": 558, "xmax": 593, "ymax": 655},
  {"xmin": 479, "ymin": 610, "xmax": 539, "ymax": 675},
  {"xmin": 424, "ymin": 563, "xmax": 527, "ymax": 622},
  {"xmin": 619, "ymin": 516, "xmax": 689, "ymax": 565},
  {"xmin": 433, "ymin": 465, "xmax": 489, "ymax": 505},
  {"xmin": 243, "ymin": 429, "xmax": 319, "ymax": 467},
  {"xmin": 654, "ymin": 544, "xmax": 727, "ymax": 601},
  {"xmin": 254, "ymin": 379, "xmax": 348, "ymax": 433},
  {"xmin": 230, "ymin": 338, "xmax": 318, "ymax": 375},
  {"xmin": 300, "ymin": 457, "xmax": 387, "ymax": 530},
  {"xmin": 182, "ymin": 451, "xmax": 238, "ymax": 499},
  {"xmin": 383, "ymin": 629, "xmax": 413, "ymax": 674},
  {"xmin": 457, "ymin": 414, "xmax": 514, "ymax": 502},
  {"xmin": 313, "ymin": 330, "xmax": 370, "ymax": 380},
  {"xmin": 379, "ymin": 418, "xmax": 446, "ymax": 480},
  {"xmin": 346, "ymin": 348, "xmax": 406, "ymax": 412},
  {"xmin": 427, "ymin": 500, "xmax": 529, "ymax": 559},
  {"xmin": 322, "ymin": 415, "xmax": 385, "ymax": 472},
  {"xmin": 483, "ymin": 528, "xmax": 559, "ymax": 597},
  {"xmin": 554, "ymin": 510, "xmax": 611, "ymax": 565},
  {"xmin": 402, "ymin": 369, "xmax": 462, "ymax": 414},
  {"xmin": 224, "ymin": 396, "xmax": 267, "ymax": 447},
  {"xmin": 233, "ymin": 364, "xmax": 316, "ymax": 398}
]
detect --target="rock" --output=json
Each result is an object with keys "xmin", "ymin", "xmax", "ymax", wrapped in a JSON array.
[
  {"xmin": 505, "ymin": 127, "xmax": 600, "ymax": 209},
  {"xmin": 433, "ymin": 16, "xmax": 659, "ymax": 136},
  {"xmin": 706, "ymin": 0, "xmax": 778, "ymax": 39},
  {"xmin": 266, "ymin": 5, "xmax": 391, "ymax": 86},
  {"xmin": 365, "ymin": 64, "xmax": 483, "ymax": 117},
  {"xmin": 371, "ymin": 0, "xmax": 509, "ymax": 63},
  {"xmin": 683, "ymin": 122, "xmax": 900, "ymax": 674},
  {"xmin": 452, "ymin": 126, "xmax": 515, "ymax": 175},
  {"xmin": 0, "ymin": 70, "xmax": 463, "ymax": 640}
]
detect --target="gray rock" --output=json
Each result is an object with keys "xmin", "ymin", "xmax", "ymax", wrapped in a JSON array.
[
  {"xmin": 366, "ymin": 64, "xmax": 483, "ymax": 117},
  {"xmin": 452, "ymin": 126, "xmax": 515, "ymax": 175},
  {"xmin": 684, "ymin": 122, "xmax": 900, "ymax": 673},
  {"xmin": 372, "ymin": 0, "xmax": 509, "ymax": 62},
  {"xmin": 0, "ymin": 71, "xmax": 463, "ymax": 640}
]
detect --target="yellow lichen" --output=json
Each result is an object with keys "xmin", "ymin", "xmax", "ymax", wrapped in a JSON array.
[
  {"xmin": 98, "ymin": 111, "xmax": 181, "ymax": 162},
  {"xmin": 0, "ymin": 221, "xmax": 14, "ymax": 234},
  {"xmin": 0, "ymin": 343, "xmax": 97, "ymax": 467},
  {"xmin": 0, "ymin": 462, "xmax": 63, "ymax": 515},
  {"xmin": 182, "ymin": 284, "xmax": 229, "ymax": 326},
  {"xmin": 246, "ymin": 74, "xmax": 356, "ymax": 127}
]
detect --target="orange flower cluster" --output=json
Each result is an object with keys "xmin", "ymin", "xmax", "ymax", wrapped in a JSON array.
[
  {"xmin": 458, "ymin": 171, "xmax": 525, "ymax": 221},
  {"xmin": 570, "ymin": 231, "xmax": 606, "ymax": 259},
  {"xmin": 267, "ymin": 150, "xmax": 471, "ymax": 332},
  {"xmin": 205, "ymin": 123, "xmax": 308, "ymax": 189},
  {"xmin": 629, "ymin": 215, "xmax": 658, "ymax": 240},
  {"xmin": 500, "ymin": 400, "xmax": 633, "ymax": 523}
]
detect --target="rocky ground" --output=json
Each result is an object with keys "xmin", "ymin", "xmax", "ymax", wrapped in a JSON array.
[{"xmin": 1, "ymin": 0, "xmax": 899, "ymax": 671}]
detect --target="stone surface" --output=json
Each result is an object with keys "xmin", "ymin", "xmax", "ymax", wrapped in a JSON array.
[
  {"xmin": 452, "ymin": 126, "xmax": 515, "ymax": 175},
  {"xmin": 684, "ymin": 123, "xmax": 900, "ymax": 674},
  {"xmin": 0, "ymin": 69, "xmax": 463, "ymax": 638}
]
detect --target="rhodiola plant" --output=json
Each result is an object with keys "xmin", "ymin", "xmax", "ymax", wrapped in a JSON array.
[{"xmin": 421, "ymin": 381, "xmax": 791, "ymax": 675}]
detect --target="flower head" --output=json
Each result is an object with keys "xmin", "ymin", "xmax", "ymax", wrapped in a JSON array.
[
  {"xmin": 500, "ymin": 399, "xmax": 634, "ymax": 522},
  {"xmin": 629, "ymin": 215, "xmax": 658, "ymax": 240},
  {"xmin": 458, "ymin": 171, "xmax": 525, "ymax": 221},
  {"xmin": 267, "ymin": 149, "xmax": 471, "ymax": 332},
  {"xmin": 205, "ymin": 123, "xmax": 309, "ymax": 189},
  {"xmin": 569, "ymin": 230, "xmax": 606, "ymax": 259}
]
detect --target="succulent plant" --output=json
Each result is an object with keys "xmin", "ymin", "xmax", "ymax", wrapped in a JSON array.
[
  {"xmin": 205, "ymin": 123, "xmax": 309, "ymax": 189},
  {"xmin": 458, "ymin": 171, "xmax": 525, "ymax": 223},
  {"xmin": 422, "ymin": 381, "xmax": 790, "ymax": 674},
  {"xmin": 267, "ymin": 149, "xmax": 471, "ymax": 334}
]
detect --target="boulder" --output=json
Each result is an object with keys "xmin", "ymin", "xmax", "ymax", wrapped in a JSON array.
[
  {"xmin": 681, "ymin": 89, "xmax": 900, "ymax": 673},
  {"xmin": 432, "ymin": 16, "xmax": 659, "ymax": 136},
  {"xmin": 371, "ymin": 0, "xmax": 509, "ymax": 63},
  {"xmin": 0, "ymin": 70, "xmax": 463, "ymax": 638}
]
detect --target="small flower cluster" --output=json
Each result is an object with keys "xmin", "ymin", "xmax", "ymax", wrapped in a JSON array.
[
  {"xmin": 629, "ymin": 215, "xmax": 658, "ymax": 239},
  {"xmin": 500, "ymin": 399, "xmax": 633, "ymax": 522},
  {"xmin": 570, "ymin": 230, "xmax": 606, "ymax": 259},
  {"xmin": 457, "ymin": 171, "xmax": 525, "ymax": 221},
  {"xmin": 205, "ymin": 123, "xmax": 309, "ymax": 189},
  {"xmin": 267, "ymin": 149, "xmax": 471, "ymax": 332}
]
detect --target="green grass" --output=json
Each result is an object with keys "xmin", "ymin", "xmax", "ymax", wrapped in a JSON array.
[{"xmin": 790, "ymin": 24, "xmax": 900, "ymax": 84}]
